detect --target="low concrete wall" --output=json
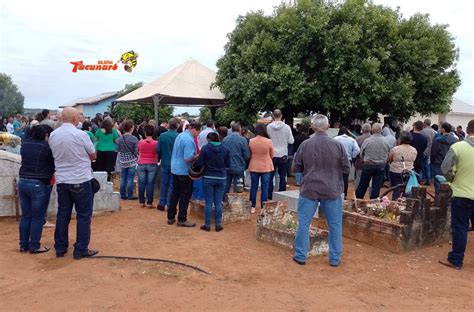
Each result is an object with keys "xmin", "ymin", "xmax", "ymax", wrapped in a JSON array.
[{"xmin": 0, "ymin": 150, "xmax": 120, "ymax": 218}]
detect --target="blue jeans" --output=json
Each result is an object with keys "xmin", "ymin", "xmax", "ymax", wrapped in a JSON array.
[
  {"xmin": 268, "ymin": 157, "xmax": 288, "ymax": 199},
  {"xmin": 294, "ymin": 194, "xmax": 343, "ymax": 265},
  {"xmin": 159, "ymin": 167, "xmax": 173, "ymax": 207},
  {"xmin": 54, "ymin": 181, "xmax": 93, "ymax": 256},
  {"xmin": 18, "ymin": 179, "xmax": 52, "ymax": 251},
  {"xmin": 432, "ymin": 165, "xmax": 443, "ymax": 194},
  {"xmin": 448, "ymin": 197, "xmax": 474, "ymax": 267},
  {"xmin": 225, "ymin": 170, "xmax": 244, "ymax": 194},
  {"xmin": 295, "ymin": 172, "xmax": 303, "ymax": 185},
  {"xmin": 422, "ymin": 156, "xmax": 432, "ymax": 182},
  {"xmin": 249, "ymin": 172, "xmax": 270, "ymax": 208},
  {"xmin": 120, "ymin": 166, "xmax": 136, "ymax": 199},
  {"xmin": 202, "ymin": 178, "xmax": 226, "ymax": 227},
  {"xmin": 192, "ymin": 178, "xmax": 205, "ymax": 200},
  {"xmin": 137, "ymin": 164, "xmax": 157, "ymax": 204},
  {"xmin": 356, "ymin": 164, "xmax": 385, "ymax": 199},
  {"xmin": 389, "ymin": 171, "xmax": 404, "ymax": 200}
]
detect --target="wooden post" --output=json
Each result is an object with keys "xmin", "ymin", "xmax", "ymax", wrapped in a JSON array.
[
  {"xmin": 210, "ymin": 107, "xmax": 217, "ymax": 120},
  {"xmin": 152, "ymin": 95, "xmax": 163, "ymax": 123}
]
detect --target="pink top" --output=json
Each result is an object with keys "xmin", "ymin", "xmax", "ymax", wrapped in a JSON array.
[
  {"xmin": 248, "ymin": 136, "xmax": 274, "ymax": 173},
  {"xmin": 138, "ymin": 139, "xmax": 158, "ymax": 165}
]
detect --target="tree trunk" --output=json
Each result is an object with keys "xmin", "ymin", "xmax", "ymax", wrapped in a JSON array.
[{"xmin": 281, "ymin": 106, "xmax": 295, "ymax": 127}]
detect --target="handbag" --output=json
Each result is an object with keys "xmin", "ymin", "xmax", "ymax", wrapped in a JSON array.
[{"xmin": 91, "ymin": 178, "xmax": 101, "ymax": 194}]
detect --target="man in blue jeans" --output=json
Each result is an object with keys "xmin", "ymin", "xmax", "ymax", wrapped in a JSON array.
[
  {"xmin": 49, "ymin": 107, "xmax": 98, "ymax": 260},
  {"xmin": 439, "ymin": 120, "xmax": 474, "ymax": 270},
  {"xmin": 356, "ymin": 123, "xmax": 390, "ymax": 199},
  {"xmin": 267, "ymin": 109, "xmax": 294, "ymax": 199},
  {"xmin": 156, "ymin": 118, "xmax": 179, "ymax": 211},
  {"xmin": 293, "ymin": 114, "xmax": 350, "ymax": 267},
  {"xmin": 222, "ymin": 123, "xmax": 250, "ymax": 196}
]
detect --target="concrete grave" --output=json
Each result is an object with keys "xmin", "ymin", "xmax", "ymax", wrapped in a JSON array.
[
  {"xmin": 317, "ymin": 186, "xmax": 452, "ymax": 253},
  {"xmin": 0, "ymin": 150, "xmax": 120, "ymax": 218},
  {"xmin": 273, "ymin": 190, "xmax": 319, "ymax": 217},
  {"xmin": 256, "ymin": 200, "xmax": 328, "ymax": 256},
  {"xmin": 189, "ymin": 193, "xmax": 251, "ymax": 224}
]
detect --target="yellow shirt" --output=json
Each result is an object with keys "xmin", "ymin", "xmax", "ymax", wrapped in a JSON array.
[{"xmin": 450, "ymin": 138, "xmax": 474, "ymax": 199}]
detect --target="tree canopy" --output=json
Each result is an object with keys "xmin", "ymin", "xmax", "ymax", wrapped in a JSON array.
[
  {"xmin": 111, "ymin": 82, "xmax": 173, "ymax": 123},
  {"xmin": 199, "ymin": 106, "xmax": 258, "ymax": 126},
  {"xmin": 214, "ymin": 0, "xmax": 460, "ymax": 123},
  {"xmin": 0, "ymin": 73, "xmax": 24, "ymax": 117}
]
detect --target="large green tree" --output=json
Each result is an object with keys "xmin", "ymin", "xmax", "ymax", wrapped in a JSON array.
[
  {"xmin": 214, "ymin": 0, "xmax": 460, "ymax": 124},
  {"xmin": 199, "ymin": 106, "xmax": 258, "ymax": 126},
  {"xmin": 0, "ymin": 73, "xmax": 24, "ymax": 117},
  {"xmin": 111, "ymin": 82, "xmax": 173, "ymax": 123}
]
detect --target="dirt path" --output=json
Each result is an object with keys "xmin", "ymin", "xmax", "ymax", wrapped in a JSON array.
[{"xmin": 1, "ymin": 200, "xmax": 473, "ymax": 311}]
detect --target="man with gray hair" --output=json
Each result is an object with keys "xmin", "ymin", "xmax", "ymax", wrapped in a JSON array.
[
  {"xmin": 354, "ymin": 123, "xmax": 372, "ymax": 188},
  {"xmin": 356, "ymin": 123, "xmax": 390, "ymax": 199},
  {"xmin": 267, "ymin": 109, "xmax": 294, "ymax": 198},
  {"xmin": 421, "ymin": 118, "xmax": 437, "ymax": 185},
  {"xmin": 293, "ymin": 114, "xmax": 350, "ymax": 267}
]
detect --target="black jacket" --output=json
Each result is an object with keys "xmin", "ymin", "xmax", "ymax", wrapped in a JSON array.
[{"xmin": 431, "ymin": 134, "xmax": 458, "ymax": 167}]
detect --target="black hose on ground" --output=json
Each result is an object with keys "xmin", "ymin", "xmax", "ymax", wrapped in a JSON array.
[{"xmin": 87, "ymin": 255, "xmax": 211, "ymax": 275}]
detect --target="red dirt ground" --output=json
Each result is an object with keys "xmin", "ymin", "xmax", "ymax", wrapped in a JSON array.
[{"xmin": 1, "ymin": 193, "xmax": 473, "ymax": 312}]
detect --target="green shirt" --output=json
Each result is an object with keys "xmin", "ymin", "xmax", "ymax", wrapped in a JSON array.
[
  {"xmin": 157, "ymin": 130, "xmax": 178, "ymax": 170},
  {"xmin": 95, "ymin": 128, "xmax": 119, "ymax": 151},
  {"xmin": 84, "ymin": 130, "xmax": 94, "ymax": 143},
  {"xmin": 442, "ymin": 137, "xmax": 474, "ymax": 199}
]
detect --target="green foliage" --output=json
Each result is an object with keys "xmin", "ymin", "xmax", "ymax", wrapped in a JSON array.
[
  {"xmin": 215, "ymin": 0, "xmax": 460, "ymax": 123},
  {"xmin": 180, "ymin": 112, "xmax": 190, "ymax": 119},
  {"xmin": 198, "ymin": 107, "xmax": 212, "ymax": 124},
  {"xmin": 112, "ymin": 104, "xmax": 173, "ymax": 124},
  {"xmin": 0, "ymin": 73, "xmax": 24, "ymax": 117},
  {"xmin": 112, "ymin": 82, "xmax": 173, "ymax": 123},
  {"xmin": 116, "ymin": 82, "xmax": 144, "ymax": 98},
  {"xmin": 199, "ymin": 105, "xmax": 258, "ymax": 126}
]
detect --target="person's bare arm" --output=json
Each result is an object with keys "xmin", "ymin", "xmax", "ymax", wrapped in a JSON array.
[
  {"xmin": 89, "ymin": 153, "xmax": 97, "ymax": 161},
  {"xmin": 388, "ymin": 150, "xmax": 395, "ymax": 164}
]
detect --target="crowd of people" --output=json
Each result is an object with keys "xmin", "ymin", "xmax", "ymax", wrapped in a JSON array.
[{"xmin": 5, "ymin": 107, "xmax": 473, "ymax": 269}]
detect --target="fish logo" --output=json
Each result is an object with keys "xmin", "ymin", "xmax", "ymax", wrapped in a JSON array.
[{"xmin": 119, "ymin": 51, "xmax": 139, "ymax": 73}]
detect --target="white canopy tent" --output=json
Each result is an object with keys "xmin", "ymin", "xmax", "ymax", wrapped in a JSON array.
[{"xmin": 114, "ymin": 59, "xmax": 225, "ymax": 121}]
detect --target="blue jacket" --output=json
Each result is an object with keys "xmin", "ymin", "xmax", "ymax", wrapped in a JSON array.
[
  {"xmin": 222, "ymin": 132, "xmax": 250, "ymax": 172},
  {"xmin": 19, "ymin": 139, "xmax": 55, "ymax": 184},
  {"xmin": 195, "ymin": 142, "xmax": 230, "ymax": 178}
]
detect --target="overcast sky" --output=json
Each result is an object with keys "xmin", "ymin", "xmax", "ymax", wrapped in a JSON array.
[{"xmin": 0, "ymin": 0, "xmax": 472, "ymax": 115}]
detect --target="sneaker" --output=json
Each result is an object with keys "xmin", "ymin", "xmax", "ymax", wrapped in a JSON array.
[
  {"xmin": 215, "ymin": 225, "xmax": 224, "ymax": 232},
  {"xmin": 73, "ymin": 249, "xmax": 99, "ymax": 260},
  {"xmin": 146, "ymin": 203, "xmax": 154, "ymax": 209},
  {"xmin": 177, "ymin": 221, "xmax": 196, "ymax": 227},
  {"xmin": 200, "ymin": 225, "xmax": 211, "ymax": 232},
  {"xmin": 167, "ymin": 219, "xmax": 175, "ymax": 225},
  {"xmin": 157, "ymin": 204, "xmax": 165, "ymax": 211},
  {"xmin": 140, "ymin": 203, "xmax": 146, "ymax": 208}
]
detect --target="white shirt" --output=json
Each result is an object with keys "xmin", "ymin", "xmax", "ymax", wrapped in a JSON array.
[
  {"xmin": 49, "ymin": 123, "xmax": 95, "ymax": 184},
  {"xmin": 197, "ymin": 127, "xmax": 215, "ymax": 150},
  {"xmin": 6, "ymin": 122, "xmax": 14, "ymax": 134}
]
